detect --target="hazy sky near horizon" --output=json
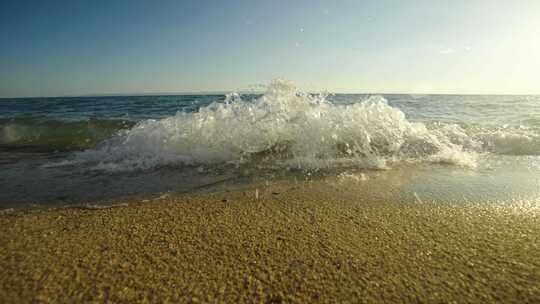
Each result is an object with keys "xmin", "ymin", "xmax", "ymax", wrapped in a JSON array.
[{"xmin": 1, "ymin": 0, "xmax": 539, "ymax": 97}]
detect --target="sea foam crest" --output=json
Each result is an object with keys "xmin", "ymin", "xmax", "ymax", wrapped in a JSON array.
[{"xmin": 77, "ymin": 80, "xmax": 477, "ymax": 171}]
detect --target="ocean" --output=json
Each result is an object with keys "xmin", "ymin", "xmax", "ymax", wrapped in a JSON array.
[{"xmin": 1, "ymin": 80, "xmax": 540, "ymax": 209}]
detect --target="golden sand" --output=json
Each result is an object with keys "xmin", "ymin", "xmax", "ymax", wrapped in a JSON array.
[{"xmin": 1, "ymin": 180, "xmax": 539, "ymax": 303}]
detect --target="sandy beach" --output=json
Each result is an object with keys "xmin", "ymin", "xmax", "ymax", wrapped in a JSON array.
[{"xmin": 1, "ymin": 179, "xmax": 539, "ymax": 303}]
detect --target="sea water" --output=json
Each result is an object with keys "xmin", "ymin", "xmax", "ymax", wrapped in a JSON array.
[{"xmin": 1, "ymin": 80, "xmax": 539, "ymax": 208}]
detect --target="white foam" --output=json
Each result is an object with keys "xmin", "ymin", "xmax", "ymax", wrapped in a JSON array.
[
  {"xmin": 76, "ymin": 80, "xmax": 485, "ymax": 171},
  {"xmin": 475, "ymin": 128, "xmax": 540, "ymax": 156},
  {"xmin": 338, "ymin": 171, "xmax": 368, "ymax": 182}
]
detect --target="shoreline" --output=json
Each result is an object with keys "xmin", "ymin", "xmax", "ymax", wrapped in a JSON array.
[{"xmin": 1, "ymin": 181, "xmax": 539, "ymax": 303}]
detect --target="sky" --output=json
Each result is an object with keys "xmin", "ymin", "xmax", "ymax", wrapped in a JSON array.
[{"xmin": 1, "ymin": 0, "xmax": 539, "ymax": 97}]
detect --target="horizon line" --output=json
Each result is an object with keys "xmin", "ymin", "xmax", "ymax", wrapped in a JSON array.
[{"xmin": 2, "ymin": 90, "xmax": 539, "ymax": 99}]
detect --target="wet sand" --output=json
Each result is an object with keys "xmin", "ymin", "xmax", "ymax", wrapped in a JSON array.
[{"xmin": 1, "ymin": 180, "xmax": 539, "ymax": 303}]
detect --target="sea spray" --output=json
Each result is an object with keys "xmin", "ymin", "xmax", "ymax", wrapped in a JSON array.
[{"xmin": 75, "ymin": 80, "xmax": 481, "ymax": 171}]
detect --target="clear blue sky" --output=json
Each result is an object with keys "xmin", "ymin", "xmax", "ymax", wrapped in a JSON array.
[{"xmin": 1, "ymin": 0, "xmax": 539, "ymax": 97}]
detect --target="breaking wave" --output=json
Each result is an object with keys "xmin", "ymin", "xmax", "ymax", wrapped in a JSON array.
[
  {"xmin": 70, "ymin": 80, "xmax": 540, "ymax": 172},
  {"xmin": 75, "ymin": 80, "xmax": 489, "ymax": 171}
]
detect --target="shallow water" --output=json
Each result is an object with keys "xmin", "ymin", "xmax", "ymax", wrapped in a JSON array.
[{"xmin": 1, "ymin": 81, "xmax": 539, "ymax": 208}]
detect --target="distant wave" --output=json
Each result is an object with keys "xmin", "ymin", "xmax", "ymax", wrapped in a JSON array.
[{"xmin": 0, "ymin": 118, "xmax": 134, "ymax": 151}]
